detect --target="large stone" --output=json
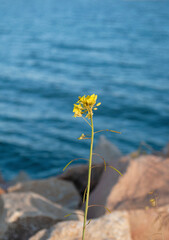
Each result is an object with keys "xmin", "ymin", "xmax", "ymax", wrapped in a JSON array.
[
  {"xmin": 162, "ymin": 142, "xmax": 169, "ymax": 157},
  {"xmin": 30, "ymin": 205, "xmax": 169, "ymax": 240},
  {"xmin": 59, "ymin": 136, "xmax": 123, "ymax": 201},
  {"xmin": 85, "ymin": 137, "xmax": 127, "ymax": 218},
  {"xmin": 0, "ymin": 172, "xmax": 4, "ymax": 184},
  {"xmin": 8, "ymin": 177, "xmax": 81, "ymax": 209},
  {"xmin": 0, "ymin": 192, "xmax": 83, "ymax": 240},
  {"xmin": 129, "ymin": 205, "xmax": 169, "ymax": 240},
  {"xmin": 0, "ymin": 188, "xmax": 5, "ymax": 195},
  {"xmin": 29, "ymin": 211, "xmax": 131, "ymax": 240},
  {"xmin": 59, "ymin": 164, "xmax": 104, "ymax": 198},
  {"xmin": 92, "ymin": 135, "xmax": 122, "ymax": 165},
  {"xmin": 107, "ymin": 155, "xmax": 169, "ymax": 211},
  {"xmin": 10, "ymin": 171, "xmax": 30, "ymax": 185},
  {"xmin": 0, "ymin": 172, "xmax": 7, "ymax": 193}
]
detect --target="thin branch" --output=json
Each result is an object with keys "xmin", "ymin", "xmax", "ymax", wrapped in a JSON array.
[
  {"xmin": 88, "ymin": 204, "xmax": 111, "ymax": 213},
  {"xmin": 107, "ymin": 165, "xmax": 123, "ymax": 176},
  {"xmin": 83, "ymin": 186, "xmax": 87, "ymax": 203},
  {"xmin": 85, "ymin": 219, "xmax": 92, "ymax": 227},
  {"xmin": 79, "ymin": 138, "xmax": 91, "ymax": 140},
  {"xmin": 94, "ymin": 129, "xmax": 121, "ymax": 134},
  {"xmin": 63, "ymin": 158, "xmax": 89, "ymax": 171},
  {"xmin": 90, "ymin": 165, "xmax": 102, "ymax": 169},
  {"xmin": 82, "ymin": 116, "xmax": 92, "ymax": 127},
  {"xmin": 64, "ymin": 212, "xmax": 84, "ymax": 218}
]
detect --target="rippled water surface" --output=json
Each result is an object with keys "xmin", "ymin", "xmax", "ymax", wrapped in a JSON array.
[{"xmin": 0, "ymin": 0, "xmax": 169, "ymax": 179}]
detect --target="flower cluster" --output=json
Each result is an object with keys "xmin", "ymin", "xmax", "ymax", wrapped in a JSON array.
[{"xmin": 73, "ymin": 94, "xmax": 101, "ymax": 119}]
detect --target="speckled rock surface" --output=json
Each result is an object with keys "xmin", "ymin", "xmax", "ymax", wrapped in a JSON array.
[
  {"xmin": 30, "ymin": 211, "xmax": 131, "ymax": 240},
  {"xmin": 0, "ymin": 192, "xmax": 83, "ymax": 240},
  {"xmin": 8, "ymin": 177, "xmax": 81, "ymax": 209}
]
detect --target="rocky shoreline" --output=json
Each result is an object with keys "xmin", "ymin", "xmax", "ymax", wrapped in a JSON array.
[{"xmin": 0, "ymin": 137, "xmax": 169, "ymax": 240}]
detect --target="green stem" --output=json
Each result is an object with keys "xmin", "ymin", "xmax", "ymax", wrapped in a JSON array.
[{"xmin": 82, "ymin": 114, "xmax": 94, "ymax": 240}]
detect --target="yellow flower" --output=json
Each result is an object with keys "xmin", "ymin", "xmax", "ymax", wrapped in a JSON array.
[
  {"xmin": 78, "ymin": 94, "xmax": 97, "ymax": 108},
  {"xmin": 73, "ymin": 94, "xmax": 101, "ymax": 119},
  {"xmin": 150, "ymin": 198, "xmax": 156, "ymax": 207},
  {"xmin": 78, "ymin": 133, "xmax": 85, "ymax": 140},
  {"xmin": 73, "ymin": 104, "xmax": 83, "ymax": 117}
]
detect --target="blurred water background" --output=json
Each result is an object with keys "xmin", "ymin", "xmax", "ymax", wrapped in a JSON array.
[{"xmin": 0, "ymin": 0, "xmax": 169, "ymax": 180}]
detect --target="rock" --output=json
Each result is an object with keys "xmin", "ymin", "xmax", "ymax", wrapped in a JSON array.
[
  {"xmin": 129, "ymin": 205, "xmax": 169, "ymax": 240},
  {"xmin": 0, "ymin": 192, "xmax": 83, "ymax": 240},
  {"xmin": 0, "ymin": 172, "xmax": 7, "ymax": 192},
  {"xmin": 162, "ymin": 142, "xmax": 169, "ymax": 157},
  {"xmin": 8, "ymin": 177, "xmax": 81, "ymax": 209},
  {"xmin": 59, "ymin": 164, "xmax": 104, "ymax": 198},
  {"xmin": 29, "ymin": 211, "xmax": 131, "ymax": 240},
  {"xmin": 92, "ymin": 135, "xmax": 122, "ymax": 165},
  {"xmin": 30, "ymin": 204, "xmax": 169, "ymax": 240},
  {"xmin": 85, "ymin": 137, "xmax": 127, "ymax": 219},
  {"xmin": 0, "ymin": 187, "xmax": 5, "ymax": 195},
  {"xmin": 29, "ymin": 229, "xmax": 47, "ymax": 240},
  {"xmin": 107, "ymin": 155, "xmax": 169, "ymax": 211},
  {"xmin": 59, "ymin": 137, "xmax": 124, "ymax": 212},
  {"xmin": 0, "ymin": 172, "xmax": 5, "ymax": 184},
  {"xmin": 10, "ymin": 171, "xmax": 30, "ymax": 185}
]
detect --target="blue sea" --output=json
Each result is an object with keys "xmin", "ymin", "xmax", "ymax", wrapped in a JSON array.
[{"xmin": 0, "ymin": 0, "xmax": 169, "ymax": 180}]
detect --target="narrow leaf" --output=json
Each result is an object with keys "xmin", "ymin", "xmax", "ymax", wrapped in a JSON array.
[
  {"xmin": 64, "ymin": 213, "xmax": 72, "ymax": 218},
  {"xmin": 104, "ymin": 160, "xmax": 106, "ymax": 171},
  {"xmin": 108, "ymin": 165, "xmax": 123, "ymax": 176},
  {"xmin": 63, "ymin": 160, "xmax": 74, "ymax": 171},
  {"xmin": 109, "ymin": 130, "xmax": 121, "ymax": 134},
  {"xmin": 63, "ymin": 158, "xmax": 89, "ymax": 171},
  {"xmin": 88, "ymin": 204, "xmax": 111, "ymax": 214},
  {"xmin": 86, "ymin": 219, "xmax": 92, "ymax": 226},
  {"xmin": 105, "ymin": 207, "xmax": 111, "ymax": 213},
  {"xmin": 83, "ymin": 187, "xmax": 87, "ymax": 203}
]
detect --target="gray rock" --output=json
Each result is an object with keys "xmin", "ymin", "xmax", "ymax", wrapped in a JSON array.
[
  {"xmin": 162, "ymin": 142, "xmax": 169, "ymax": 157},
  {"xmin": 0, "ymin": 192, "xmax": 83, "ymax": 240},
  {"xmin": 8, "ymin": 177, "xmax": 81, "ymax": 209},
  {"xmin": 10, "ymin": 171, "xmax": 30, "ymax": 185},
  {"xmin": 59, "ymin": 164, "xmax": 104, "ymax": 199},
  {"xmin": 92, "ymin": 135, "xmax": 122, "ymax": 165},
  {"xmin": 85, "ymin": 136, "xmax": 127, "ymax": 218}
]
